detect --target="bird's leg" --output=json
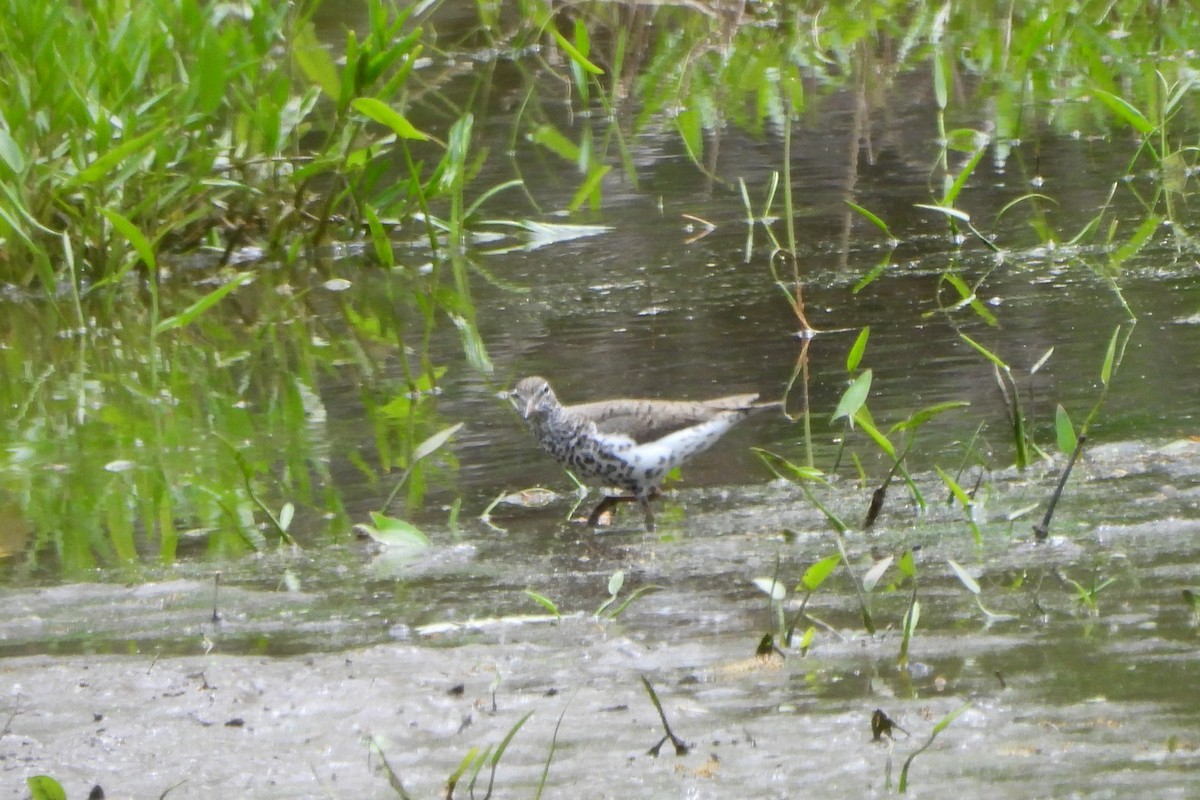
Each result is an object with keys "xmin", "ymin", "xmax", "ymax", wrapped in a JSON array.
[
  {"xmin": 586, "ymin": 495, "xmax": 623, "ymax": 526},
  {"xmin": 638, "ymin": 494, "xmax": 656, "ymax": 532},
  {"xmin": 586, "ymin": 490, "xmax": 662, "ymax": 528}
]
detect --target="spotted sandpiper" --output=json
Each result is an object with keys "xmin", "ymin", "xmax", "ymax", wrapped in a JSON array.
[{"xmin": 509, "ymin": 376, "xmax": 777, "ymax": 531}]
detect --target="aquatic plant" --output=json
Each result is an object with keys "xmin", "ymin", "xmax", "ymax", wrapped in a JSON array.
[{"xmin": 0, "ymin": 0, "xmax": 511, "ymax": 574}]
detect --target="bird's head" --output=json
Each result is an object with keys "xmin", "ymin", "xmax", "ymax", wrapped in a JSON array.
[{"xmin": 509, "ymin": 376, "xmax": 557, "ymax": 419}]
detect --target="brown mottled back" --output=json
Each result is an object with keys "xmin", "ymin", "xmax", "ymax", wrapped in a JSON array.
[{"xmin": 565, "ymin": 396, "xmax": 770, "ymax": 444}]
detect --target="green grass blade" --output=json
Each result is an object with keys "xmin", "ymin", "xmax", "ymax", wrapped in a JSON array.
[
  {"xmin": 154, "ymin": 272, "xmax": 254, "ymax": 335},
  {"xmin": 942, "ymin": 140, "xmax": 987, "ymax": 206},
  {"xmin": 958, "ymin": 333, "xmax": 1008, "ymax": 371},
  {"xmin": 74, "ymin": 125, "xmax": 168, "ymax": 184},
  {"xmin": 1055, "ymin": 404, "xmax": 1077, "ymax": 454},
  {"xmin": 1092, "ymin": 88, "xmax": 1155, "ymax": 134},
  {"xmin": 549, "ymin": 25, "xmax": 604, "ymax": 75},
  {"xmin": 568, "ymin": 164, "xmax": 612, "ymax": 211},
  {"xmin": 489, "ymin": 711, "xmax": 533, "ymax": 766},
  {"xmin": 525, "ymin": 590, "xmax": 560, "ymax": 617},
  {"xmin": 898, "ymin": 702, "xmax": 972, "ymax": 792},
  {"xmin": 676, "ymin": 107, "xmax": 704, "ymax": 164},
  {"xmin": 1109, "ymin": 214, "xmax": 1161, "ymax": 270},
  {"xmin": 947, "ymin": 559, "xmax": 981, "ymax": 595},
  {"xmin": 752, "ymin": 448, "xmax": 828, "ymax": 484},
  {"xmin": 915, "ymin": 203, "xmax": 971, "ymax": 222},
  {"xmin": 845, "ymin": 200, "xmax": 893, "ymax": 238},
  {"xmin": 1100, "ymin": 326, "xmax": 1120, "ymax": 385},
  {"xmin": 800, "ymin": 553, "xmax": 842, "ymax": 592},
  {"xmin": 411, "ymin": 422, "xmax": 464, "ymax": 465},
  {"xmin": 890, "ymin": 401, "xmax": 970, "ymax": 434},
  {"xmin": 529, "ymin": 124, "xmax": 580, "ymax": 161},
  {"xmin": 846, "ymin": 326, "xmax": 870, "ymax": 372},
  {"xmin": 292, "ymin": 23, "xmax": 342, "ymax": 101},
  {"xmin": 352, "ymin": 97, "xmax": 430, "ymax": 140},
  {"xmin": 101, "ymin": 208, "xmax": 157, "ymax": 272},
  {"xmin": 852, "ymin": 409, "xmax": 896, "ymax": 459},
  {"xmin": 833, "ymin": 369, "xmax": 873, "ymax": 424}
]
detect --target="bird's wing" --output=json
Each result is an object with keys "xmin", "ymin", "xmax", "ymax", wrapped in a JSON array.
[{"xmin": 566, "ymin": 396, "xmax": 763, "ymax": 444}]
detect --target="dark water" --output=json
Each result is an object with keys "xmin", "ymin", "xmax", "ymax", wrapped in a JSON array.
[{"xmin": 420, "ymin": 113, "xmax": 1200, "ymax": 518}]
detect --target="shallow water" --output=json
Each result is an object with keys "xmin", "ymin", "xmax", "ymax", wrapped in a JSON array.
[{"xmin": 3, "ymin": 441, "xmax": 1199, "ymax": 797}]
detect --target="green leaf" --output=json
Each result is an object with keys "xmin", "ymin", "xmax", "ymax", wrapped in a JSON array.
[
  {"xmin": 800, "ymin": 553, "xmax": 842, "ymax": 592},
  {"xmin": 936, "ymin": 465, "xmax": 972, "ymax": 509},
  {"xmin": 932, "ymin": 701, "xmax": 972, "ymax": 735},
  {"xmin": 572, "ymin": 17, "xmax": 590, "ymax": 58},
  {"xmin": 568, "ymin": 163, "xmax": 612, "ymax": 212},
  {"xmin": 1100, "ymin": 326, "xmax": 1120, "ymax": 385},
  {"xmin": 352, "ymin": 97, "xmax": 429, "ymax": 140},
  {"xmin": 897, "ymin": 549, "xmax": 916, "ymax": 578},
  {"xmin": 293, "ymin": 24, "xmax": 342, "ymax": 101},
  {"xmin": 75, "ymin": 125, "xmax": 167, "ymax": 184},
  {"xmin": 548, "ymin": 25, "xmax": 604, "ymax": 75},
  {"xmin": 903, "ymin": 598, "xmax": 921, "ymax": 637},
  {"xmin": 890, "ymin": 401, "xmax": 970, "ymax": 434},
  {"xmin": 363, "ymin": 203, "xmax": 395, "ymax": 267},
  {"xmin": 26, "ymin": 777, "xmax": 67, "ymax": 800},
  {"xmin": 947, "ymin": 559, "xmax": 981, "ymax": 595},
  {"xmin": 1055, "ymin": 404, "xmax": 1077, "ymax": 454},
  {"xmin": 529, "ymin": 124, "xmax": 580, "ymax": 162},
  {"xmin": 447, "ymin": 746, "xmax": 480, "ymax": 791},
  {"xmin": 411, "ymin": 422, "xmax": 464, "ymax": 465},
  {"xmin": 852, "ymin": 254, "xmax": 892, "ymax": 293},
  {"xmin": 607, "ymin": 570, "xmax": 625, "ymax": 597},
  {"xmin": 101, "ymin": 208, "xmax": 156, "ymax": 272},
  {"xmin": 0, "ymin": 128, "xmax": 26, "ymax": 174},
  {"xmin": 942, "ymin": 138, "xmax": 988, "ymax": 207},
  {"xmin": 449, "ymin": 313, "xmax": 494, "ymax": 375},
  {"xmin": 465, "ymin": 179, "xmax": 524, "ymax": 220},
  {"xmin": 852, "ymin": 410, "xmax": 896, "ymax": 459},
  {"xmin": 933, "ymin": 47, "xmax": 949, "ymax": 110},
  {"xmin": 798, "ymin": 626, "xmax": 815, "ymax": 649},
  {"xmin": 279, "ymin": 502, "xmax": 294, "ymax": 532},
  {"xmin": 958, "ymin": 333, "xmax": 1009, "ymax": 371},
  {"xmin": 752, "ymin": 448, "xmax": 828, "ymax": 484},
  {"xmin": 1110, "ymin": 214, "xmax": 1161, "ymax": 270},
  {"xmin": 846, "ymin": 327, "xmax": 870, "ymax": 372},
  {"xmin": 676, "ymin": 108, "xmax": 703, "ymax": 164},
  {"xmin": 1092, "ymin": 88, "xmax": 1154, "ymax": 134},
  {"xmin": 154, "ymin": 272, "xmax": 254, "ymax": 335},
  {"xmin": 916, "ymin": 203, "xmax": 971, "ymax": 223},
  {"xmin": 605, "ymin": 584, "xmax": 663, "ymax": 619},
  {"xmin": 490, "ymin": 711, "xmax": 534, "ymax": 766},
  {"xmin": 845, "ymin": 201, "xmax": 893, "ymax": 238},
  {"xmin": 944, "ymin": 128, "xmax": 985, "ymax": 153},
  {"xmin": 524, "ymin": 590, "xmax": 560, "ymax": 617},
  {"xmin": 940, "ymin": 272, "xmax": 975, "ymax": 309},
  {"xmin": 936, "ymin": 272, "xmax": 998, "ymax": 326},
  {"xmin": 832, "ymin": 369, "xmax": 872, "ymax": 424},
  {"xmin": 359, "ymin": 512, "xmax": 430, "ymax": 552}
]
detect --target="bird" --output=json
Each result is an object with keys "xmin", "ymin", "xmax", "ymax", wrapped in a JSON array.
[{"xmin": 508, "ymin": 375, "xmax": 777, "ymax": 531}]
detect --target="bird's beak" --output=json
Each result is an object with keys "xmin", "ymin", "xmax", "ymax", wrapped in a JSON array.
[{"xmin": 502, "ymin": 388, "xmax": 533, "ymax": 419}]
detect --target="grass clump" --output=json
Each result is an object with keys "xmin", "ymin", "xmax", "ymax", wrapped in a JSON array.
[{"xmin": 0, "ymin": 0, "xmax": 444, "ymax": 289}]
